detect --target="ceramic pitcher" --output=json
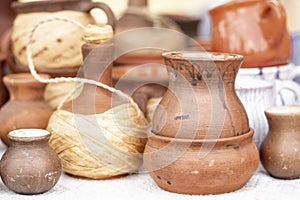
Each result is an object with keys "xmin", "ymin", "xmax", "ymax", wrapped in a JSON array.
[{"xmin": 209, "ymin": 0, "xmax": 291, "ymax": 68}]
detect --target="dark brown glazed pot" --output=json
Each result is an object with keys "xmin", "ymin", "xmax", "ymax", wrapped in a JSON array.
[
  {"xmin": 0, "ymin": 73, "xmax": 53, "ymax": 146},
  {"xmin": 152, "ymin": 52, "xmax": 249, "ymax": 140},
  {"xmin": 260, "ymin": 106, "xmax": 300, "ymax": 179},
  {"xmin": 6, "ymin": 0, "xmax": 116, "ymax": 77},
  {"xmin": 209, "ymin": 0, "xmax": 291, "ymax": 68},
  {"xmin": 0, "ymin": 129, "xmax": 61, "ymax": 194},
  {"xmin": 143, "ymin": 129, "xmax": 259, "ymax": 195}
]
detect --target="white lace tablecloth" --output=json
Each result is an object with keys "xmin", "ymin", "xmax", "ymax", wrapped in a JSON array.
[{"xmin": 0, "ymin": 141, "xmax": 299, "ymax": 200}]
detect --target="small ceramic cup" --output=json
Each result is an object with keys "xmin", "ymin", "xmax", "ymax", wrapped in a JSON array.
[
  {"xmin": 235, "ymin": 78, "xmax": 276, "ymax": 147},
  {"xmin": 237, "ymin": 64, "xmax": 300, "ymax": 106}
]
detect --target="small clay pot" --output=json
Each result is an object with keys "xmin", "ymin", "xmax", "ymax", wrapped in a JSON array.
[
  {"xmin": 0, "ymin": 73, "xmax": 53, "ymax": 146},
  {"xmin": 260, "ymin": 106, "xmax": 300, "ymax": 179},
  {"xmin": 0, "ymin": 129, "xmax": 62, "ymax": 194},
  {"xmin": 143, "ymin": 129, "xmax": 259, "ymax": 195}
]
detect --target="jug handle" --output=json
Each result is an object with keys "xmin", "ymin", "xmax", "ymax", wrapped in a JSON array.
[
  {"xmin": 81, "ymin": 2, "xmax": 116, "ymax": 30},
  {"xmin": 259, "ymin": 0, "xmax": 286, "ymax": 47}
]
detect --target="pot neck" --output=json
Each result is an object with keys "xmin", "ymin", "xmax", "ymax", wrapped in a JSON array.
[
  {"xmin": 81, "ymin": 42, "xmax": 113, "ymax": 87},
  {"xmin": 4, "ymin": 76, "xmax": 46, "ymax": 101},
  {"xmin": 165, "ymin": 59, "xmax": 241, "ymax": 89}
]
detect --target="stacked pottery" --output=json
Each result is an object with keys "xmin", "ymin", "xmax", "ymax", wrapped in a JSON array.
[
  {"xmin": 143, "ymin": 52, "xmax": 259, "ymax": 195},
  {"xmin": 209, "ymin": 0, "xmax": 297, "ymax": 148}
]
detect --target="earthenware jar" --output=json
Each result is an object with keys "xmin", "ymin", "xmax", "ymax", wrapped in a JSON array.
[
  {"xmin": 0, "ymin": 73, "xmax": 53, "ymax": 146},
  {"xmin": 60, "ymin": 25, "xmax": 114, "ymax": 114},
  {"xmin": 209, "ymin": 0, "xmax": 291, "ymax": 68},
  {"xmin": 143, "ymin": 129, "xmax": 259, "ymax": 194},
  {"xmin": 260, "ymin": 106, "xmax": 300, "ymax": 179},
  {"xmin": 0, "ymin": 129, "xmax": 61, "ymax": 194},
  {"xmin": 152, "ymin": 52, "xmax": 249, "ymax": 140},
  {"xmin": 8, "ymin": 0, "xmax": 115, "ymax": 77}
]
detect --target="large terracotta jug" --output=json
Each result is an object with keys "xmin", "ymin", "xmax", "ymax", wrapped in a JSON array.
[
  {"xmin": 152, "ymin": 52, "xmax": 249, "ymax": 140},
  {"xmin": 209, "ymin": 0, "xmax": 291, "ymax": 68},
  {"xmin": 0, "ymin": 73, "xmax": 53, "ymax": 146}
]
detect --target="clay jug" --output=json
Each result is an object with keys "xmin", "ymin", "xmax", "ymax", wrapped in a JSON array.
[
  {"xmin": 209, "ymin": 0, "xmax": 291, "ymax": 68},
  {"xmin": 152, "ymin": 52, "xmax": 249, "ymax": 140},
  {"xmin": 61, "ymin": 26, "xmax": 114, "ymax": 114},
  {"xmin": 0, "ymin": 73, "xmax": 53, "ymax": 146},
  {"xmin": 260, "ymin": 106, "xmax": 300, "ymax": 179},
  {"xmin": 0, "ymin": 129, "xmax": 61, "ymax": 194},
  {"xmin": 7, "ymin": 0, "xmax": 115, "ymax": 77}
]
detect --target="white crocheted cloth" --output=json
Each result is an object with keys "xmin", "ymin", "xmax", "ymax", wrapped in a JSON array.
[{"xmin": 0, "ymin": 141, "xmax": 299, "ymax": 200}]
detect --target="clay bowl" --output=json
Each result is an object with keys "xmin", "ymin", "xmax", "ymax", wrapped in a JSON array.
[
  {"xmin": 112, "ymin": 63, "xmax": 168, "ymax": 94},
  {"xmin": 143, "ymin": 128, "xmax": 259, "ymax": 195}
]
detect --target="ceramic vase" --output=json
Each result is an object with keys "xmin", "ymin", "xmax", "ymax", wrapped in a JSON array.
[
  {"xmin": 260, "ymin": 106, "xmax": 300, "ymax": 179},
  {"xmin": 152, "ymin": 52, "xmax": 249, "ymax": 139},
  {"xmin": 0, "ymin": 73, "xmax": 53, "ymax": 146},
  {"xmin": 0, "ymin": 129, "xmax": 61, "ymax": 194}
]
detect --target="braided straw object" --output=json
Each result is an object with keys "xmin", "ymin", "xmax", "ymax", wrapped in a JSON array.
[{"xmin": 27, "ymin": 17, "xmax": 150, "ymax": 179}]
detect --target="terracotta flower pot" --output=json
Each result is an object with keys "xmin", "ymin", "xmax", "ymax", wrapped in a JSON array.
[
  {"xmin": 260, "ymin": 106, "xmax": 300, "ymax": 179},
  {"xmin": 143, "ymin": 129, "xmax": 259, "ymax": 195},
  {"xmin": 152, "ymin": 52, "xmax": 249, "ymax": 140},
  {"xmin": 0, "ymin": 73, "xmax": 53, "ymax": 146},
  {"xmin": 0, "ymin": 129, "xmax": 61, "ymax": 194}
]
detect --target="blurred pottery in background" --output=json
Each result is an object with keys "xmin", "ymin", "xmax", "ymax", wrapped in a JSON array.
[
  {"xmin": 236, "ymin": 64, "xmax": 300, "ymax": 106},
  {"xmin": 0, "ymin": 73, "xmax": 53, "ymax": 146},
  {"xmin": 0, "ymin": 129, "xmax": 61, "ymax": 194},
  {"xmin": 7, "ymin": 0, "xmax": 115, "ymax": 77},
  {"xmin": 260, "ymin": 106, "xmax": 300, "ymax": 179},
  {"xmin": 290, "ymin": 32, "xmax": 300, "ymax": 66},
  {"xmin": 0, "ymin": 52, "xmax": 8, "ymax": 107},
  {"xmin": 235, "ymin": 78, "xmax": 276, "ymax": 147},
  {"xmin": 210, "ymin": 0, "xmax": 291, "ymax": 68}
]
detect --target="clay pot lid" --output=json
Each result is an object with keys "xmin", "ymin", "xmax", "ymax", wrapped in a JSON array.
[
  {"xmin": 3, "ymin": 73, "xmax": 49, "ymax": 84},
  {"xmin": 148, "ymin": 128, "xmax": 254, "ymax": 145},
  {"xmin": 162, "ymin": 51, "xmax": 243, "ymax": 61},
  {"xmin": 265, "ymin": 106, "xmax": 300, "ymax": 116},
  {"xmin": 8, "ymin": 129, "xmax": 50, "ymax": 142}
]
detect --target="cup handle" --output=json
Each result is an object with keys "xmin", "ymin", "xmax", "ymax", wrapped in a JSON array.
[
  {"xmin": 81, "ymin": 1, "xmax": 116, "ymax": 30},
  {"xmin": 276, "ymin": 80, "xmax": 300, "ymax": 105},
  {"xmin": 289, "ymin": 67, "xmax": 300, "ymax": 81},
  {"xmin": 259, "ymin": 0, "xmax": 286, "ymax": 47}
]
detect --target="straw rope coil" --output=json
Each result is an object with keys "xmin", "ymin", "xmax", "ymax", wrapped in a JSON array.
[
  {"xmin": 47, "ymin": 104, "xmax": 149, "ymax": 179},
  {"xmin": 26, "ymin": 17, "xmax": 154, "ymax": 178}
]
